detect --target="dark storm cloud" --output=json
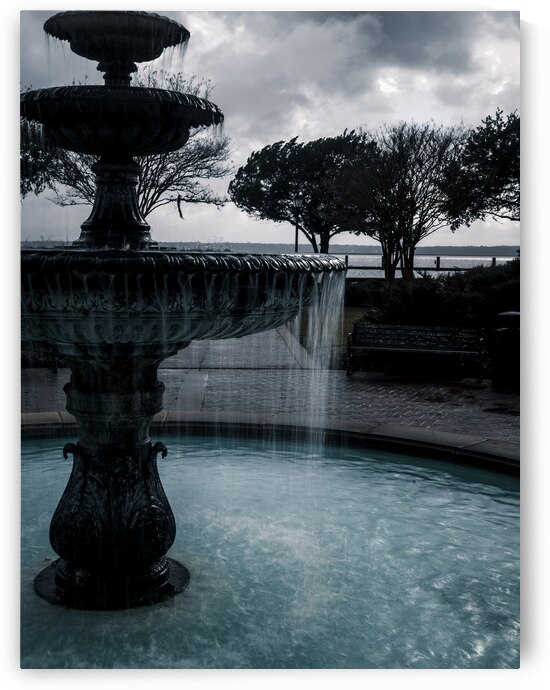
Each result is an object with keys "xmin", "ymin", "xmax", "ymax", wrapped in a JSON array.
[
  {"xmin": 21, "ymin": 11, "xmax": 519, "ymax": 99},
  {"xmin": 243, "ymin": 11, "xmax": 519, "ymax": 75},
  {"xmin": 175, "ymin": 10, "xmax": 518, "ymax": 150},
  {"xmin": 365, "ymin": 12, "xmax": 486, "ymax": 73}
]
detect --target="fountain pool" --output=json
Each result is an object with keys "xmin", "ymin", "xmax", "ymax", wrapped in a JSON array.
[{"xmin": 21, "ymin": 434, "xmax": 519, "ymax": 669}]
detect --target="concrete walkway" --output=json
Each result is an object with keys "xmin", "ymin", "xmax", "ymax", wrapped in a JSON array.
[{"xmin": 21, "ymin": 326, "xmax": 520, "ymax": 467}]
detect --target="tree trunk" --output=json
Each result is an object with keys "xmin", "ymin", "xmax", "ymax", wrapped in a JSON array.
[
  {"xmin": 319, "ymin": 233, "xmax": 331, "ymax": 254},
  {"xmin": 401, "ymin": 245, "xmax": 416, "ymax": 280},
  {"xmin": 385, "ymin": 263, "xmax": 397, "ymax": 280},
  {"xmin": 301, "ymin": 227, "xmax": 318, "ymax": 253},
  {"xmin": 381, "ymin": 244, "xmax": 400, "ymax": 281}
]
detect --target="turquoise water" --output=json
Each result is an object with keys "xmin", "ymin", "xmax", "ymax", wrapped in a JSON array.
[{"xmin": 21, "ymin": 436, "xmax": 519, "ymax": 669}]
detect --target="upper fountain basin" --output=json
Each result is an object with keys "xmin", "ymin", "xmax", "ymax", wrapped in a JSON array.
[
  {"xmin": 21, "ymin": 250, "xmax": 346, "ymax": 359},
  {"xmin": 21, "ymin": 87, "xmax": 224, "ymax": 157},
  {"xmin": 44, "ymin": 11, "xmax": 189, "ymax": 69}
]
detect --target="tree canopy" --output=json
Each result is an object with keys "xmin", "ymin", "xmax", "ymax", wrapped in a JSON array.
[
  {"xmin": 442, "ymin": 109, "xmax": 520, "ymax": 229},
  {"xmin": 331, "ymin": 122, "xmax": 464, "ymax": 279},
  {"xmin": 228, "ymin": 134, "xmax": 360, "ymax": 253},
  {"xmin": 229, "ymin": 122, "xmax": 466, "ymax": 272},
  {"xmin": 20, "ymin": 70, "xmax": 233, "ymax": 220}
]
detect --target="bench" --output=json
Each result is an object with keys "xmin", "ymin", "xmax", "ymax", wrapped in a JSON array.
[{"xmin": 346, "ymin": 323, "xmax": 487, "ymax": 378}]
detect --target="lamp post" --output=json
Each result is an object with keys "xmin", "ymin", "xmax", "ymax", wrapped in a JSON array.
[{"xmin": 291, "ymin": 197, "xmax": 303, "ymax": 252}]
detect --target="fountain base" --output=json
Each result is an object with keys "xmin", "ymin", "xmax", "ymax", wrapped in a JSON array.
[{"xmin": 34, "ymin": 557, "xmax": 190, "ymax": 610}]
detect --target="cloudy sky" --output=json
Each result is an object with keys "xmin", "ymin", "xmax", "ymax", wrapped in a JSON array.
[{"xmin": 19, "ymin": 3, "xmax": 521, "ymax": 249}]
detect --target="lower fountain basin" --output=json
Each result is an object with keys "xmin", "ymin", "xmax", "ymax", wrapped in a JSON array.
[
  {"xmin": 21, "ymin": 434, "xmax": 519, "ymax": 669},
  {"xmin": 21, "ymin": 250, "xmax": 345, "ymax": 359}
]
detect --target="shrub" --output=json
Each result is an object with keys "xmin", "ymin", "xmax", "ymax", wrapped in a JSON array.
[{"xmin": 345, "ymin": 259, "xmax": 519, "ymax": 328}]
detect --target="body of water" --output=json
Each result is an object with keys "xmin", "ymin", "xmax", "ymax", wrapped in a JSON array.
[{"xmin": 340, "ymin": 255, "xmax": 514, "ymax": 279}]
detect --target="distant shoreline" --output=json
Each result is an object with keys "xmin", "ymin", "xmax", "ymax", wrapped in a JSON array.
[{"xmin": 20, "ymin": 240, "xmax": 520, "ymax": 258}]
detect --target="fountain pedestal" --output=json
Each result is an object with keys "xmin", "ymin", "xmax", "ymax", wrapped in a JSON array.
[
  {"xmin": 75, "ymin": 158, "xmax": 155, "ymax": 250},
  {"xmin": 34, "ymin": 356, "xmax": 189, "ymax": 609}
]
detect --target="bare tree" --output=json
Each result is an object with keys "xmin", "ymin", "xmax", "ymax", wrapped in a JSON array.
[
  {"xmin": 384, "ymin": 122, "xmax": 464, "ymax": 279},
  {"xmin": 334, "ymin": 123, "xmax": 464, "ymax": 279},
  {"xmin": 331, "ymin": 133, "xmax": 408, "ymax": 279}
]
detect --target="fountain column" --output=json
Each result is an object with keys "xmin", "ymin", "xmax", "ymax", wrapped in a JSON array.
[
  {"xmin": 75, "ymin": 158, "xmax": 156, "ymax": 250},
  {"xmin": 35, "ymin": 355, "xmax": 190, "ymax": 609}
]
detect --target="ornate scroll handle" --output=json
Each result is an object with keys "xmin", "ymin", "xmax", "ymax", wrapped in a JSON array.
[
  {"xmin": 152, "ymin": 441, "xmax": 168, "ymax": 459},
  {"xmin": 63, "ymin": 442, "xmax": 78, "ymax": 460}
]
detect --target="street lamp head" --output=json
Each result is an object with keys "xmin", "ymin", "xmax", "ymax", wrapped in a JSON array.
[{"xmin": 291, "ymin": 196, "xmax": 303, "ymax": 209}]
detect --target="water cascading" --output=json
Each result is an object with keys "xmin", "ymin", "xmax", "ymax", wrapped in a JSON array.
[{"xmin": 20, "ymin": 10, "xmax": 346, "ymax": 610}]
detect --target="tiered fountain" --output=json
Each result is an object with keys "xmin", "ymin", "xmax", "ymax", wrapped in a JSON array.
[{"xmin": 21, "ymin": 10, "xmax": 345, "ymax": 610}]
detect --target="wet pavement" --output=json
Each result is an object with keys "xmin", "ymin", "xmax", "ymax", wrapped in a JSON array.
[{"xmin": 21, "ymin": 326, "xmax": 520, "ymax": 448}]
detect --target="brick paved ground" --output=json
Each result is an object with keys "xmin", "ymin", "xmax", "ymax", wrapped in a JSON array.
[
  {"xmin": 21, "ymin": 327, "xmax": 519, "ymax": 446},
  {"xmin": 199, "ymin": 370, "xmax": 520, "ymax": 444}
]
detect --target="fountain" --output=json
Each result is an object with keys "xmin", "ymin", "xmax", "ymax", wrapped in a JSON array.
[{"xmin": 21, "ymin": 10, "xmax": 346, "ymax": 610}]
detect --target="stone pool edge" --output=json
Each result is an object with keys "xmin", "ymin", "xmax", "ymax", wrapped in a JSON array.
[{"xmin": 21, "ymin": 410, "xmax": 519, "ymax": 475}]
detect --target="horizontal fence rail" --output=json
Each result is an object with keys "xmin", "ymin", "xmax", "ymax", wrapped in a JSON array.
[
  {"xmin": 344, "ymin": 255, "xmax": 498, "ymax": 269},
  {"xmin": 343, "ymin": 255, "xmax": 500, "ymax": 276}
]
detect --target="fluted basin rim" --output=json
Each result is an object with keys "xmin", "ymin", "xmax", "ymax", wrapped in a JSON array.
[
  {"xmin": 20, "ymin": 249, "xmax": 347, "ymax": 275},
  {"xmin": 44, "ymin": 11, "xmax": 189, "ymax": 45},
  {"xmin": 21, "ymin": 86, "xmax": 224, "ymax": 127},
  {"xmin": 43, "ymin": 11, "xmax": 190, "ymax": 66}
]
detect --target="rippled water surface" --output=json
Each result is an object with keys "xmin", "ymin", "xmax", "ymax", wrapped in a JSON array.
[{"xmin": 21, "ymin": 436, "xmax": 519, "ymax": 669}]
